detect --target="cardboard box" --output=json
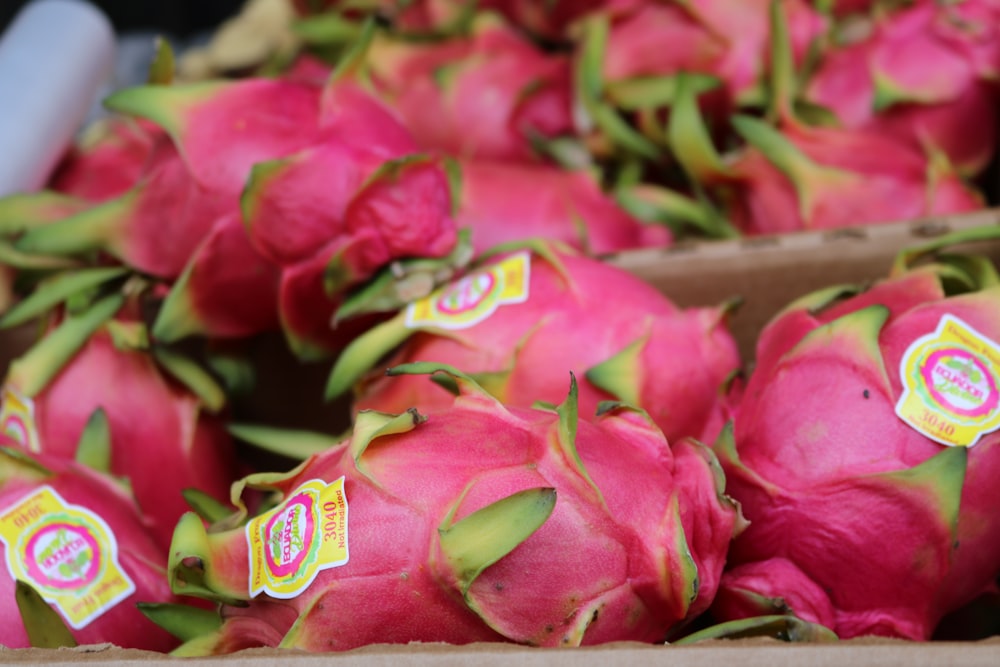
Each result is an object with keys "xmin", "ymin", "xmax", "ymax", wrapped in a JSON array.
[
  {"xmin": 611, "ymin": 207, "xmax": 1000, "ymax": 363},
  {"xmin": 2, "ymin": 210, "xmax": 1000, "ymax": 664},
  {"xmin": 4, "ymin": 636, "xmax": 1000, "ymax": 665}
]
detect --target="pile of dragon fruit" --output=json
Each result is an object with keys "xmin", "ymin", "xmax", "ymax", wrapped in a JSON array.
[{"xmin": 0, "ymin": 0, "xmax": 997, "ymax": 654}]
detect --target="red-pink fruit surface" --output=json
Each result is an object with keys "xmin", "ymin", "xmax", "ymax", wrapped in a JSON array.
[
  {"xmin": 2, "ymin": 304, "xmax": 239, "ymax": 549},
  {"xmin": 713, "ymin": 262, "xmax": 1000, "ymax": 639},
  {"xmin": 0, "ymin": 440, "xmax": 181, "ymax": 650},
  {"xmin": 336, "ymin": 245, "xmax": 739, "ymax": 446},
  {"xmin": 364, "ymin": 18, "xmax": 574, "ymax": 162},
  {"xmin": 455, "ymin": 160, "xmax": 671, "ymax": 255},
  {"xmin": 167, "ymin": 366, "xmax": 742, "ymax": 652}
]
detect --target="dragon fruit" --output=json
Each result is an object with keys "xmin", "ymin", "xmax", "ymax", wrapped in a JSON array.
[
  {"xmin": 566, "ymin": 0, "xmax": 827, "ymax": 165},
  {"xmin": 0, "ymin": 435, "xmax": 180, "ymax": 650},
  {"xmin": 327, "ymin": 243, "xmax": 739, "ymax": 446},
  {"xmin": 13, "ymin": 139, "xmax": 233, "ymax": 280},
  {"xmin": 0, "ymin": 290, "xmax": 239, "ymax": 549},
  {"xmin": 152, "ymin": 212, "xmax": 283, "ymax": 342},
  {"xmin": 360, "ymin": 14, "xmax": 575, "ymax": 163},
  {"xmin": 803, "ymin": 0, "xmax": 1000, "ymax": 175},
  {"xmin": 598, "ymin": 0, "xmax": 826, "ymax": 107},
  {"xmin": 701, "ymin": 0, "xmax": 984, "ymax": 235},
  {"xmin": 15, "ymin": 75, "xmax": 328, "ymax": 277},
  {"xmin": 711, "ymin": 227, "xmax": 1000, "ymax": 639},
  {"xmin": 165, "ymin": 363, "xmax": 742, "ymax": 653},
  {"xmin": 9, "ymin": 71, "xmax": 461, "ymax": 354},
  {"xmin": 238, "ymin": 82, "xmax": 459, "ymax": 357},
  {"xmin": 49, "ymin": 116, "xmax": 161, "ymax": 203},
  {"xmin": 453, "ymin": 160, "xmax": 671, "ymax": 255},
  {"xmin": 721, "ymin": 115, "xmax": 984, "ymax": 234}
]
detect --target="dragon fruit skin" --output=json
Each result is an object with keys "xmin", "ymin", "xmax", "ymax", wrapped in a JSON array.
[
  {"xmin": 600, "ymin": 0, "xmax": 826, "ymax": 106},
  {"xmin": 104, "ymin": 78, "xmax": 326, "ymax": 197},
  {"xmin": 239, "ymin": 97, "xmax": 458, "ymax": 357},
  {"xmin": 0, "ymin": 439, "xmax": 180, "ymax": 651},
  {"xmin": 3, "ymin": 301, "xmax": 240, "ymax": 550},
  {"xmin": 13, "ymin": 137, "xmax": 233, "ymax": 281},
  {"xmin": 803, "ymin": 0, "xmax": 1000, "ymax": 175},
  {"xmin": 167, "ymin": 366, "xmax": 742, "ymax": 653},
  {"xmin": 13, "ymin": 75, "xmax": 460, "ymax": 350},
  {"xmin": 127, "ymin": 76, "xmax": 456, "ymax": 353},
  {"xmin": 455, "ymin": 160, "xmax": 671, "ymax": 255},
  {"xmin": 712, "ymin": 255, "xmax": 1000, "ymax": 639},
  {"xmin": 15, "ymin": 77, "xmax": 328, "ymax": 273},
  {"xmin": 363, "ymin": 17, "xmax": 574, "ymax": 163},
  {"xmin": 153, "ymin": 87, "xmax": 407, "ymax": 345},
  {"xmin": 153, "ymin": 212, "xmax": 284, "ymax": 342},
  {"xmin": 49, "ymin": 116, "xmax": 161, "ymax": 203},
  {"xmin": 723, "ymin": 116, "xmax": 984, "ymax": 235},
  {"xmin": 332, "ymin": 245, "xmax": 739, "ymax": 446},
  {"xmin": 689, "ymin": 0, "xmax": 988, "ymax": 236}
]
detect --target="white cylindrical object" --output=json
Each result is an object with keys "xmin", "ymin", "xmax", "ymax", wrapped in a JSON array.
[{"xmin": 0, "ymin": 0, "xmax": 116, "ymax": 196}]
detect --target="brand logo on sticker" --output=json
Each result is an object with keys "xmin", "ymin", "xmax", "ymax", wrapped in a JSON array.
[
  {"xmin": 25, "ymin": 522, "xmax": 101, "ymax": 590},
  {"xmin": 0, "ymin": 387, "xmax": 41, "ymax": 452},
  {"xmin": 896, "ymin": 314, "xmax": 1000, "ymax": 447},
  {"xmin": 0, "ymin": 486, "xmax": 135, "ymax": 629},
  {"xmin": 264, "ymin": 492, "xmax": 317, "ymax": 579},
  {"xmin": 247, "ymin": 477, "xmax": 349, "ymax": 599},
  {"xmin": 405, "ymin": 252, "xmax": 531, "ymax": 330}
]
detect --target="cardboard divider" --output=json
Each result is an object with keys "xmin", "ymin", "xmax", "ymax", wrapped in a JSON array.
[
  {"xmin": 610, "ymin": 209, "xmax": 1000, "ymax": 363},
  {"xmin": 7, "ymin": 636, "xmax": 1000, "ymax": 665}
]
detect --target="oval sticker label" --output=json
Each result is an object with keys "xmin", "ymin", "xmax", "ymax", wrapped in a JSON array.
[
  {"xmin": 896, "ymin": 314, "xmax": 1000, "ymax": 447},
  {"xmin": 247, "ymin": 477, "xmax": 349, "ymax": 599},
  {"xmin": 0, "ymin": 486, "xmax": 135, "ymax": 629},
  {"xmin": 405, "ymin": 252, "xmax": 530, "ymax": 330}
]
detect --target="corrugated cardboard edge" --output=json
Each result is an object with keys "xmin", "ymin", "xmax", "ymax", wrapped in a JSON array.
[
  {"xmin": 3, "ymin": 637, "xmax": 999, "ymax": 666},
  {"xmin": 608, "ymin": 208, "xmax": 1000, "ymax": 361}
]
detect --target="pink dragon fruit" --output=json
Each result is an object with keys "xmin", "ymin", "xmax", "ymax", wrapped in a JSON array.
[
  {"xmin": 454, "ymin": 159, "xmax": 672, "ymax": 255},
  {"xmin": 152, "ymin": 212, "xmax": 283, "ymax": 342},
  {"xmin": 238, "ymin": 82, "xmax": 459, "ymax": 358},
  {"xmin": 14, "ymin": 139, "xmax": 234, "ymax": 280},
  {"xmin": 327, "ymin": 243, "xmax": 740, "ymax": 446},
  {"xmin": 700, "ymin": 0, "xmax": 985, "ymax": 235},
  {"xmin": 803, "ymin": 0, "xmax": 1000, "ymax": 175},
  {"xmin": 588, "ymin": 0, "xmax": 826, "ymax": 112},
  {"xmin": 711, "ymin": 227, "xmax": 1000, "ymax": 639},
  {"xmin": 165, "ymin": 363, "xmax": 742, "ymax": 653},
  {"xmin": 360, "ymin": 14, "xmax": 575, "ymax": 162},
  {"xmin": 0, "ymin": 435, "xmax": 181, "ymax": 651},
  {"xmin": 0, "ymin": 291, "xmax": 240, "ymax": 549},
  {"xmin": 15, "ymin": 76, "xmax": 328, "ymax": 278},
  {"xmin": 721, "ymin": 114, "xmax": 985, "ymax": 234},
  {"xmin": 49, "ymin": 116, "xmax": 161, "ymax": 203},
  {"xmin": 12, "ymin": 73, "xmax": 461, "ymax": 355}
]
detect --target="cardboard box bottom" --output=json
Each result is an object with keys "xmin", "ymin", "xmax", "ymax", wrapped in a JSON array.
[{"xmin": 3, "ymin": 637, "xmax": 1000, "ymax": 666}]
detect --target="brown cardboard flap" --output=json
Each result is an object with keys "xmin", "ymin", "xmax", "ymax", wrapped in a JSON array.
[
  {"xmin": 609, "ymin": 209, "xmax": 1000, "ymax": 362},
  {"xmin": 2, "ymin": 637, "xmax": 999, "ymax": 666}
]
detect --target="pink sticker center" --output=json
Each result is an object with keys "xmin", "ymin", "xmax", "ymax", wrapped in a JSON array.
[
  {"xmin": 264, "ymin": 494, "xmax": 315, "ymax": 578},
  {"xmin": 24, "ymin": 522, "xmax": 100, "ymax": 590},
  {"xmin": 436, "ymin": 273, "xmax": 496, "ymax": 315},
  {"xmin": 922, "ymin": 349, "xmax": 998, "ymax": 418}
]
